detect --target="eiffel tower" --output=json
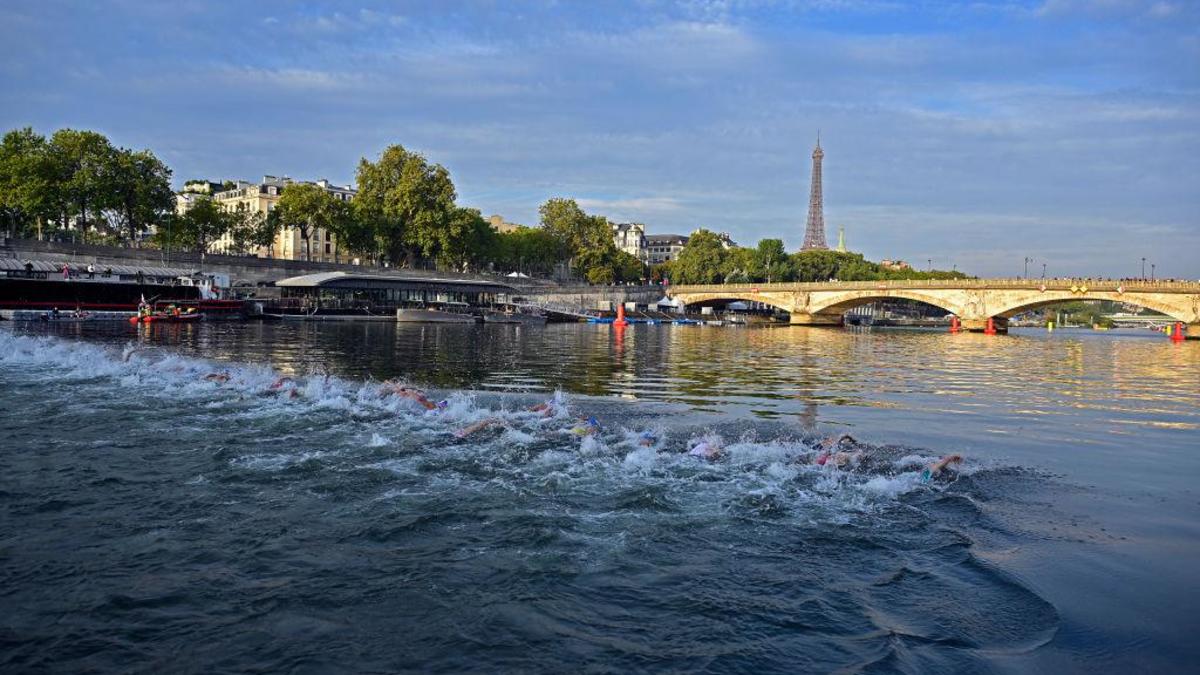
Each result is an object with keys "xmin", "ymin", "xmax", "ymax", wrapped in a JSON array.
[{"xmin": 801, "ymin": 135, "xmax": 828, "ymax": 251}]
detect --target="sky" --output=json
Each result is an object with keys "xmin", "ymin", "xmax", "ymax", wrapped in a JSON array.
[{"xmin": 1, "ymin": 0, "xmax": 1197, "ymax": 278}]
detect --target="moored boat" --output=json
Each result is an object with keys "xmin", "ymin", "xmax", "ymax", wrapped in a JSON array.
[
  {"xmin": 398, "ymin": 303, "xmax": 482, "ymax": 324},
  {"xmin": 483, "ymin": 306, "xmax": 547, "ymax": 325}
]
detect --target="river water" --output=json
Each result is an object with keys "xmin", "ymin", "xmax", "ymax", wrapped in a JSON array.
[{"xmin": 1, "ymin": 322, "xmax": 1197, "ymax": 673}]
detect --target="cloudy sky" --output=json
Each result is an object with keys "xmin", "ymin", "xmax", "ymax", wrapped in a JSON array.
[{"xmin": 1, "ymin": 0, "xmax": 1197, "ymax": 277}]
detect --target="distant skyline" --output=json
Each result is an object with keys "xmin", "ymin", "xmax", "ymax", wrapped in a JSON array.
[{"xmin": 1, "ymin": 0, "xmax": 1197, "ymax": 278}]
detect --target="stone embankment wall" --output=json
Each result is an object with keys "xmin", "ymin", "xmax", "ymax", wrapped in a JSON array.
[
  {"xmin": 0, "ymin": 238, "xmax": 558, "ymax": 289},
  {"xmin": 1, "ymin": 238, "xmax": 663, "ymax": 310},
  {"xmin": 519, "ymin": 285, "xmax": 665, "ymax": 310}
]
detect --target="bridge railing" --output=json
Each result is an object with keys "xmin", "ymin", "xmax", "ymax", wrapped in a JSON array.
[{"xmin": 668, "ymin": 278, "xmax": 1200, "ymax": 294}]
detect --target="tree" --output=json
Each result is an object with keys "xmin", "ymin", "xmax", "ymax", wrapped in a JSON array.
[
  {"xmin": 0, "ymin": 127, "xmax": 56, "ymax": 239},
  {"xmin": 48, "ymin": 129, "xmax": 117, "ymax": 240},
  {"xmin": 274, "ymin": 183, "xmax": 338, "ymax": 261},
  {"xmin": 752, "ymin": 239, "xmax": 790, "ymax": 282},
  {"xmin": 355, "ymin": 144, "xmax": 456, "ymax": 266},
  {"xmin": 539, "ymin": 198, "xmax": 611, "ymax": 262},
  {"xmin": 494, "ymin": 226, "xmax": 564, "ymax": 276},
  {"xmin": 672, "ymin": 229, "xmax": 727, "ymax": 284},
  {"xmin": 175, "ymin": 195, "xmax": 230, "ymax": 254},
  {"xmin": 225, "ymin": 202, "xmax": 267, "ymax": 255},
  {"xmin": 437, "ymin": 206, "xmax": 496, "ymax": 271},
  {"xmin": 109, "ymin": 148, "xmax": 174, "ymax": 244},
  {"xmin": 250, "ymin": 206, "xmax": 280, "ymax": 256}
]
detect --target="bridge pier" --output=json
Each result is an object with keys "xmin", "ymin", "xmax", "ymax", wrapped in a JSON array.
[
  {"xmin": 1186, "ymin": 324, "xmax": 1200, "ymax": 340},
  {"xmin": 789, "ymin": 312, "xmax": 842, "ymax": 327},
  {"xmin": 961, "ymin": 317, "xmax": 1009, "ymax": 334}
]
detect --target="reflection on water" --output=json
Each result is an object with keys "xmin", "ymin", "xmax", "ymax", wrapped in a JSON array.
[{"xmin": 84, "ymin": 321, "xmax": 1199, "ymax": 434}]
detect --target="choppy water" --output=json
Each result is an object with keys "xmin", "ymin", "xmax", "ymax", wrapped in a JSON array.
[{"xmin": 1, "ymin": 322, "xmax": 1197, "ymax": 673}]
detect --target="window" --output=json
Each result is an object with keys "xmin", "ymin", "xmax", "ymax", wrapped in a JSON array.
[{"xmin": 325, "ymin": 243, "xmax": 331, "ymax": 254}]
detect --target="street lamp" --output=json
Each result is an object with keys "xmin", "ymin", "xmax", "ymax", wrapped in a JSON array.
[
  {"xmin": 927, "ymin": 258, "xmax": 932, "ymax": 272},
  {"xmin": 1151, "ymin": 263, "xmax": 1156, "ymax": 281},
  {"xmin": 1042, "ymin": 262, "xmax": 1046, "ymax": 279},
  {"xmin": 1024, "ymin": 256, "xmax": 1033, "ymax": 279},
  {"xmin": 1142, "ymin": 257, "xmax": 1146, "ymax": 280}
]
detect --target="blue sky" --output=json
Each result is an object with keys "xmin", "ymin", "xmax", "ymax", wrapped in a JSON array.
[{"xmin": 2, "ymin": 0, "xmax": 1197, "ymax": 277}]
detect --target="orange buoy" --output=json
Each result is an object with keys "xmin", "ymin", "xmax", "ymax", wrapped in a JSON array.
[
  {"xmin": 984, "ymin": 317, "xmax": 996, "ymax": 335},
  {"xmin": 1171, "ymin": 322, "xmax": 1185, "ymax": 342},
  {"xmin": 614, "ymin": 304, "xmax": 628, "ymax": 327}
]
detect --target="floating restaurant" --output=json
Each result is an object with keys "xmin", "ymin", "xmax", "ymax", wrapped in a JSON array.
[{"xmin": 271, "ymin": 271, "xmax": 521, "ymax": 321}]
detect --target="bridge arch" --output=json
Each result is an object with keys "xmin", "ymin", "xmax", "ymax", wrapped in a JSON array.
[
  {"xmin": 810, "ymin": 290, "xmax": 967, "ymax": 318},
  {"xmin": 675, "ymin": 292, "xmax": 796, "ymax": 315},
  {"xmin": 988, "ymin": 291, "xmax": 1194, "ymax": 323}
]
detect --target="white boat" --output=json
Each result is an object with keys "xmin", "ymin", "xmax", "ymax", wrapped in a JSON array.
[
  {"xmin": 483, "ymin": 307, "xmax": 547, "ymax": 325},
  {"xmin": 395, "ymin": 305, "xmax": 479, "ymax": 323}
]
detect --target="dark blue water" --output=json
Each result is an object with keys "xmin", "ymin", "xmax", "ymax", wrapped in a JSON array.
[{"xmin": 1, "ymin": 323, "xmax": 1197, "ymax": 673}]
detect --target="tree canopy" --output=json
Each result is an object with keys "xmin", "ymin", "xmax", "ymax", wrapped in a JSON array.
[{"xmin": 0, "ymin": 127, "xmax": 173, "ymax": 243}]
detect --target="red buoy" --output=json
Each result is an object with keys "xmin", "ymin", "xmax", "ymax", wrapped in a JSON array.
[
  {"xmin": 614, "ymin": 304, "xmax": 628, "ymax": 327},
  {"xmin": 949, "ymin": 316, "xmax": 960, "ymax": 333},
  {"xmin": 984, "ymin": 317, "xmax": 996, "ymax": 335},
  {"xmin": 1171, "ymin": 322, "xmax": 1185, "ymax": 342}
]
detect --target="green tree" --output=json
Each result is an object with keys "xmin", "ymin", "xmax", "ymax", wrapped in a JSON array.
[
  {"xmin": 250, "ymin": 206, "xmax": 280, "ymax": 256},
  {"xmin": 752, "ymin": 239, "xmax": 791, "ymax": 282},
  {"xmin": 438, "ymin": 206, "xmax": 494, "ymax": 271},
  {"xmin": 173, "ymin": 195, "xmax": 229, "ymax": 254},
  {"xmin": 274, "ymin": 183, "xmax": 340, "ymax": 261},
  {"xmin": 109, "ymin": 148, "xmax": 174, "ymax": 244},
  {"xmin": 48, "ymin": 129, "xmax": 117, "ymax": 240},
  {"xmin": 355, "ymin": 144, "xmax": 456, "ymax": 266},
  {"xmin": 225, "ymin": 202, "xmax": 267, "ymax": 255},
  {"xmin": 0, "ymin": 127, "xmax": 56, "ymax": 239},
  {"xmin": 494, "ymin": 226, "xmax": 564, "ymax": 276},
  {"xmin": 673, "ymin": 229, "xmax": 727, "ymax": 284},
  {"xmin": 539, "ymin": 198, "xmax": 611, "ymax": 262}
]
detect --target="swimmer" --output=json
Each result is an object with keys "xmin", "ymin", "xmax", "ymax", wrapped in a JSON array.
[
  {"xmin": 267, "ymin": 376, "xmax": 301, "ymax": 399},
  {"xmin": 570, "ymin": 416, "xmax": 601, "ymax": 435},
  {"xmin": 269, "ymin": 376, "xmax": 294, "ymax": 390},
  {"xmin": 203, "ymin": 371, "xmax": 231, "ymax": 383},
  {"xmin": 688, "ymin": 439, "xmax": 722, "ymax": 460},
  {"xmin": 529, "ymin": 401, "xmax": 556, "ymax": 417},
  {"xmin": 380, "ymin": 380, "xmax": 438, "ymax": 410},
  {"xmin": 637, "ymin": 431, "xmax": 658, "ymax": 447},
  {"xmin": 921, "ymin": 454, "xmax": 964, "ymax": 482},
  {"xmin": 816, "ymin": 449, "xmax": 864, "ymax": 466},
  {"xmin": 455, "ymin": 418, "xmax": 504, "ymax": 438},
  {"xmin": 819, "ymin": 433, "xmax": 858, "ymax": 452}
]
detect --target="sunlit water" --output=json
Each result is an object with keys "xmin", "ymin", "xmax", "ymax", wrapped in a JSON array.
[{"xmin": 1, "ymin": 322, "xmax": 1197, "ymax": 673}]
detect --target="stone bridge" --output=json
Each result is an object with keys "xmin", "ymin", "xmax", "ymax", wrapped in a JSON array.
[{"xmin": 667, "ymin": 279, "xmax": 1200, "ymax": 336}]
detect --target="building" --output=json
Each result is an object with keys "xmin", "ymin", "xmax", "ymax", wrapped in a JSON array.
[
  {"xmin": 835, "ymin": 225, "xmax": 847, "ymax": 253},
  {"xmin": 645, "ymin": 234, "xmax": 688, "ymax": 264},
  {"xmin": 611, "ymin": 222, "xmax": 646, "ymax": 259},
  {"xmin": 193, "ymin": 175, "xmax": 356, "ymax": 263},
  {"xmin": 487, "ymin": 214, "xmax": 521, "ymax": 234},
  {"xmin": 801, "ymin": 136, "xmax": 828, "ymax": 251}
]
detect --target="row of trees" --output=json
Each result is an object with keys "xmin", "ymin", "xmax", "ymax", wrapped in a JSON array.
[
  {"xmin": 663, "ymin": 229, "xmax": 968, "ymax": 284},
  {"xmin": 0, "ymin": 127, "xmax": 174, "ymax": 243},
  {"xmin": 2, "ymin": 126, "xmax": 967, "ymax": 284}
]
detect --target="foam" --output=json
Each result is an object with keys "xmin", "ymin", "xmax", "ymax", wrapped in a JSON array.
[{"xmin": 0, "ymin": 330, "xmax": 991, "ymax": 523}]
